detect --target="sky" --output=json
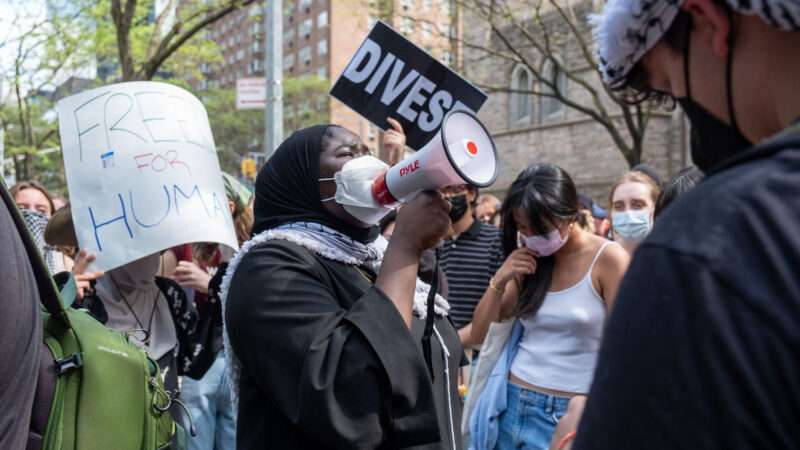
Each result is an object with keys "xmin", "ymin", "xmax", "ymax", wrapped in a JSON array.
[{"xmin": 0, "ymin": 0, "xmax": 97, "ymax": 99}]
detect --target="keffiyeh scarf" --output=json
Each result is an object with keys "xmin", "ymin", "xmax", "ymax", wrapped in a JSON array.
[{"xmin": 219, "ymin": 222, "xmax": 450, "ymax": 410}]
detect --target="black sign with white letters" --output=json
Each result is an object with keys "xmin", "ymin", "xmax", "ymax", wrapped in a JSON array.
[{"xmin": 330, "ymin": 21, "xmax": 487, "ymax": 150}]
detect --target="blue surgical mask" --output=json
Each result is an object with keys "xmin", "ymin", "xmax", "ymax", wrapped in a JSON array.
[{"xmin": 612, "ymin": 210, "xmax": 652, "ymax": 242}]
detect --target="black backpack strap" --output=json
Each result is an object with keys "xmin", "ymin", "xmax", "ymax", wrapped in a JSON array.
[
  {"xmin": 420, "ymin": 248, "xmax": 439, "ymax": 382},
  {"xmin": 0, "ymin": 180, "xmax": 71, "ymax": 326}
]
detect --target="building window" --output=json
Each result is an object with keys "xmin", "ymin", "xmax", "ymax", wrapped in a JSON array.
[
  {"xmin": 299, "ymin": 46, "xmax": 311, "ymax": 66},
  {"xmin": 284, "ymin": 27, "xmax": 295, "ymax": 44},
  {"xmin": 317, "ymin": 66, "xmax": 327, "ymax": 78},
  {"xmin": 442, "ymin": 51, "xmax": 453, "ymax": 66},
  {"xmin": 400, "ymin": 17, "xmax": 414, "ymax": 35},
  {"xmin": 252, "ymin": 41, "xmax": 261, "ymax": 53},
  {"xmin": 251, "ymin": 59, "xmax": 263, "ymax": 73},
  {"xmin": 317, "ymin": 39, "xmax": 328, "ymax": 56},
  {"xmin": 540, "ymin": 58, "xmax": 567, "ymax": 122},
  {"xmin": 201, "ymin": 63, "xmax": 211, "ymax": 74},
  {"xmin": 284, "ymin": 53, "xmax": 295, "ymax": 71},
  {"xmin": 509, "ymin": 64, "xmax": 533, "ymax": 126},
  {"xmin": 236, "ymin": 49, "xmax": 245, "ymax": 61},
  {"xmin": 423, "ymin": 0, "xmax": 432, "ymax": 10},
  {"xmin": 441, "ymin": 0, "xmax": 451, "ymax": 16},
  {"xmin": 421, "ymin": 22, "xmax": 431, "ymax": 39},
  {"xmin": 367, "ymin": 15, "xmax": 378, "ymax": 28},
  {"xmin": 252, "ymin": 22, "xmax": 261, "ymax": 35},
  {"xmin": 367, "ymin": 124, "xmax": 377, "ymax": 141},
  {"xmin": 401, "ymin": 0, "xmax": 414, "ymax": 10},
  {"xmin": 299, "ymin": 18, "xmax": 313, "ymax": 39},
  {"xmin": 317, "ymin": 11, "xmax": 328, "ymax": 28},
  {"xmin": 285, "ymin": 2, "xmax": 295, "ymax": 17},
  {"xmin": 299, "ymin": 0, "xmax": 312, "ymax": 13}
]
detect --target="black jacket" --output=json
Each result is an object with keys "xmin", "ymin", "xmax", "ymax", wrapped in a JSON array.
[
  {"xmin": 574, "ymin": 134, "xmax": 800, "ymax": 449},
  {"xmin": 226, "ymin": 239, "xmax": 464, "ymax": 450}
]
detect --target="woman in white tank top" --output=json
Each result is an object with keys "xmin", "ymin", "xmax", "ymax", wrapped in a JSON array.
[{"xmin": 470, "ymin": 164, "xmax": 630, "ymax": 450}]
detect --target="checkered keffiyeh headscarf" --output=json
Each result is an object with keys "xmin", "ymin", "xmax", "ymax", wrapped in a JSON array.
[
  {"xmin": 590, "ymin": 0, "xmax": 800, "ymax": 88},
  {"xmin": 21, "ymin": 208, "xmax": 59, "ymax": 273}
]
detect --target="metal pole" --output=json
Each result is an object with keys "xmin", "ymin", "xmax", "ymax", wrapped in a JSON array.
[{"xmin": 264, "ymin": 0, "xmax": 283, "ymax": 159}]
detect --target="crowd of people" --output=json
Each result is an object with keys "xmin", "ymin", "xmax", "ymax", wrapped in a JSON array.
[{"xmin": 2, "ymin": 0, "xmax": 799, "ymax": 449}]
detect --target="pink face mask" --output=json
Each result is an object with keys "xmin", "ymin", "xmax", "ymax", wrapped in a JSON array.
[{"xmin": 520, "ymin": 228, "xmax": 569, "ymax": 257}]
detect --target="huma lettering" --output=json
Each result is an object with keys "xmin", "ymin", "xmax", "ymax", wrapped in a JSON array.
[{"xmin": 87, "ymin": 183, "xmax": 226, "ymax": 251}]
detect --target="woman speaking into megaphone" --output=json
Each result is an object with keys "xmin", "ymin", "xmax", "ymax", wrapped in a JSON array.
[{"xmin": 222, "ymin": 121, "xmax": 466, "ymax": 450}]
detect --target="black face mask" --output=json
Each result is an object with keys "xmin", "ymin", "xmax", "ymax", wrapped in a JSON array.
[
  {"xmin": 677, "ymin": 98, "xmax": 753, "ymax": 172},
  {"xmin": 677, "ymin": 12, "xmax": 753, "ymax": 173},
  {"xmin": 448, "ymin": 195, "xmax": 469, "ymax": 222}
]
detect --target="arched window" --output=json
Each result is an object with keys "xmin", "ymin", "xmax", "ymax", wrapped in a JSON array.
[
  {"xmin": 509, "ymin": 64, "xmax": 533, "ymax": 126},
  {"xmin": 540, "ymin": 58, "xmax": 567, "ymax": 121}
]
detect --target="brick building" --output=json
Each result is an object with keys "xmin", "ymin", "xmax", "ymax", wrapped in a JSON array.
[
  {"xmin": 199, "ymin": 0, "xmax": 459, "ymax": 154},
  {"xmin": 459, "ymin": 0, "xmax": 689, "ymax": 203}
]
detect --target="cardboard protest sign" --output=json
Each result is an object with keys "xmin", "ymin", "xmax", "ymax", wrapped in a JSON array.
[
  {"xmin": 57, "ymin": 81, "xmax": 238, "ymax": 271},
  {"xmin": 330, "ymin": 21, "xmax": 487, "ymax": 150}
]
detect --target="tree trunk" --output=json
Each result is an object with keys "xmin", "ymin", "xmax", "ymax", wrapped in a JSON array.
[
  {"xmin": 13, "ymin": 154, "xmax": 21, "ymax": 182},
  {"xmin": 22, "ymin": 152, "xmax": 30, "ymax": 181}
]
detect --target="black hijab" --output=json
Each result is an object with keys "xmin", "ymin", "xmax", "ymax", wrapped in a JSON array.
[{"xmin": 252, "ymin": 125, "xmax": 379, "ymax": 243}]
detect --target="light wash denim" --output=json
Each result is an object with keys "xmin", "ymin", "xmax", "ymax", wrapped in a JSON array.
[
  {"xmin": 494, "ymin": 383, "xmax": 569, "ymax": 450},
  {"xmin": 182, "ymin": 352, "xmax": 236, "ymax": 450}
]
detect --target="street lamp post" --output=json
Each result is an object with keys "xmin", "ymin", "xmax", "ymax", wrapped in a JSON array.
[{"xmin": 264, "ymin": 0, "xmax": 283, "ymax": 159}]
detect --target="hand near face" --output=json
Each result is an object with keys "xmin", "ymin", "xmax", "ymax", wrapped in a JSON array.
[
  {"xmin": 172, "ymin": 261, "xmax": 212, "ymax": 294},
  {"xmin": 384, "ymin": 118, "xmax": 407, "ymax": 166},
  {"xmin": 71, "ymin": 250, "xmax": 104, "ymax": 300}
]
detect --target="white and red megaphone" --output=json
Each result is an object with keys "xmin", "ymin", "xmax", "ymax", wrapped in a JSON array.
[{"xmin": 373, "ymin": 109, "xmax": 499, "ymax": 206}]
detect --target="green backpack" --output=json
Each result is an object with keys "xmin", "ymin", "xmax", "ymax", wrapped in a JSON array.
[
  {"xmin": 3, "ymin": 183, "xmax": 187, "ymax": 450},
  {"xmin": 39, "ymin": 281, "xmax": 185, "ymax": 450}
]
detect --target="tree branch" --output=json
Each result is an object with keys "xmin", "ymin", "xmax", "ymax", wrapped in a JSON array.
[
  {"xmin": 111, "ymin": 0, "xmax": 138, "ymax": 80},
  {"xmin": 139, "ymin": 0, "xmax": 258, "ymax": 80}
]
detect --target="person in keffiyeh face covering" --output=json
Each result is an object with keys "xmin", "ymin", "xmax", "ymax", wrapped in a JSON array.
[
  {"xmin": 222, "ymin": 124, "xmax": 467, "ymax": 450},
  {"xmin": 551, "ymin": 1, "xmax": 800, "ymax": 450}
]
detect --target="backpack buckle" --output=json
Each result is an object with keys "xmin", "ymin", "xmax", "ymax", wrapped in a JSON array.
[{"xmin": 55, "ymin": 352, "xmax": 83, "ymax": 375}]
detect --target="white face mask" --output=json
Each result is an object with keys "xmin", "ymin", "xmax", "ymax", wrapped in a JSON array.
[{"xmin": 319, "ymin": 155, "xmax": 395, "ymax": 226}]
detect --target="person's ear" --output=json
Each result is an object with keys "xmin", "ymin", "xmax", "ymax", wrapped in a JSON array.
[
  {"xmin": 682, "ymin": 0, "xmax": 731, "ymax": 58},
  {"xmin": 467, "ymin": 188, "xmax": 477, "ymax": 204},
  {"xmin": 228, "ymin": 200, "xmax": 236, "ymax": 214}
]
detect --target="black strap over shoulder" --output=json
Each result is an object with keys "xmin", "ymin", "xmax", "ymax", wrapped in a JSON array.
[
  {"xmin": 0, "ymin": 180, "xmax": 70, "ymax": 326},
  {"xmin": 420, "ymin": 248, "xmax": 439, "ymax": 382}
]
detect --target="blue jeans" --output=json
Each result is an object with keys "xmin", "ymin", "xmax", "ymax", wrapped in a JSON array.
[
  {"xmin": 182, "ymin": 352, "xmax": 236, "ymax": 450},
  {"xmin": 494, "ymin": 383, "xmax": 569, "ymax": 450}
]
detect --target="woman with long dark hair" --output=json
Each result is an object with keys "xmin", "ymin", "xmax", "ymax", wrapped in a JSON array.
[{"xmin": 468, "ymin": 164, "xmax": 629, "ymax": 450}]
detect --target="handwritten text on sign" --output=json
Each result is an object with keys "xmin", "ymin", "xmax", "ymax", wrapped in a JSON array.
[
  {"xmin": 330, "ymin": 21, "xmax": 487, "ymax": 149},
  {"xmin": 57, "ymin": 81, "xmax": 238, "ymax": 271}
]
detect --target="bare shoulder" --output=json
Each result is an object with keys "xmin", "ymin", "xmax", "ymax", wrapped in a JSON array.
[{"xmin": 596, "ymin": 239, "xmax": 630, "ymax": 276}]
